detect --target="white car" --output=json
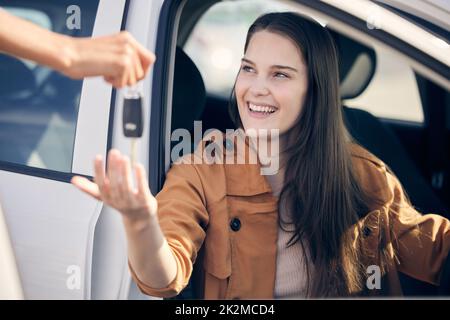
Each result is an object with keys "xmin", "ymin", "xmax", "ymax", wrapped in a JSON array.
[{"xmin": 0, "ymin": 0, "xmax": 449, "ymax": 299}]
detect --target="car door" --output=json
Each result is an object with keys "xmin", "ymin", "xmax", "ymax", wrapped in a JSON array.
[{"xmin": 0, "ymin": 0, "xmax": 126, "ymax": 299}]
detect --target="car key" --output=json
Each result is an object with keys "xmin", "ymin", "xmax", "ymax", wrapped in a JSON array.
[{"xmin": 123, "ymin": 85, "xmax": 143, "ymax": 166}]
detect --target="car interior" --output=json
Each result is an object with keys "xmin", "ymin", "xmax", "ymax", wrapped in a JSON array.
[{"xmin": 168, "ymin": 0, "xmax": 450, "ymax": 297}]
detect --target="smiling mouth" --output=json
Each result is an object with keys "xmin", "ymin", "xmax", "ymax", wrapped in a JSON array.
[{"xmin": 247, "ymin": 102, "xmax": 279, "ymax": 117}]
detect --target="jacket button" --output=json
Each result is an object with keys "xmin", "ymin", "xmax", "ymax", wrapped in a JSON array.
[
  {"xmin": 363, "ymin": 226, "xmax": 372, "ymax": 237},
  {"xmin": 230, "ymin": 218, "xmax": 241, "ymax": 232}
]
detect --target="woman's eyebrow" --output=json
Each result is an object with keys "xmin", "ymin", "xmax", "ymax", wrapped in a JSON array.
[
  {"xmin": 272, "ymin": 65, "xmax": 298, "ymax": 73},
  {"xmin": 241, "ymin": 58, "xmax": 298, "ymax": 73},
  {"xmin": 241, "ymin": 58, "xmax": 255, "ymax": 65}
]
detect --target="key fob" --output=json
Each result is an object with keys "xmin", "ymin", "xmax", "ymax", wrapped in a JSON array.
[{"xmin": 123, "ymin": 93, "xmax": 143, "ymax": 138}]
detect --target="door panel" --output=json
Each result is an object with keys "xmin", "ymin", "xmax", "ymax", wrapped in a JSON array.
[{"xmin": 0, "ymin": 171, "xmax": 101, "ymax": 299}]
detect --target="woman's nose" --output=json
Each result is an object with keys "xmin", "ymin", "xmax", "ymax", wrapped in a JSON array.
[{"xmin": 249, "ymin": 77, "xmax": 270, "ymax": 96}]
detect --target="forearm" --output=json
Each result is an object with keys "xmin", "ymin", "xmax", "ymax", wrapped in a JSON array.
[
  {"xmin": 0, "ymin": 9, "xmax": 74, "ymax": 72},
  {"xmin": 123, "ymin": 212, "xmax": 178, "ymax": 289}
]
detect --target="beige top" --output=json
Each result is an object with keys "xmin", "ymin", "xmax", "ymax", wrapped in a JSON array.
[
  {"xmin": 274, "ymin": 209, "xmax": 309, "ymax": 298},
  {"xmin": 265, "ymin": 173, "xmax": 309, "ymax": 299}
]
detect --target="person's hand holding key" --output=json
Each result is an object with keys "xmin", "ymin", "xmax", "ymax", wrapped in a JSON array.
[{"xmin": 0, "ymin": 9, "xmax": 156, "ymax": 89}]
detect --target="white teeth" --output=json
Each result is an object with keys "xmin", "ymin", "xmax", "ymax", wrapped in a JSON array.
[{"xmin": 248, "ymin": 103, "xmax": 277, "ymax": 113}]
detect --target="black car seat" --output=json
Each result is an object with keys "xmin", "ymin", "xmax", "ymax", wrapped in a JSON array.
[
  {"xmin": 171, "ymin": 47, "xmax": 206, "ymax": 134},
  {"xmin": 170, "ymin": 47, "xmax": 207, "ymax": 163}
]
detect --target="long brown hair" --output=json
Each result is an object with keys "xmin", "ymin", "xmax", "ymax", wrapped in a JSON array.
[{"xmin": 228, "ymin": 12, "xmax": 372, "ymax": 297}]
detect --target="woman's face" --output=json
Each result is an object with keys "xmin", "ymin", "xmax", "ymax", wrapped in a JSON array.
[{"xmin": 235, "ymin": 30, "xmax": 308, "ymax": 135}]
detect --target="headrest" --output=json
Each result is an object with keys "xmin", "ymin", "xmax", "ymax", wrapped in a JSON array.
[
  {"xmin": 330, "ymin": 31, "xmax": 377, "ymax": 100},
  {"xmin": 171, "ymin": 47, "xmax": 206, "ymax": 132}
]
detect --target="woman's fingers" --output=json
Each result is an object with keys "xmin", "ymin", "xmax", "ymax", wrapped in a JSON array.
[
  {"xmin": 134, "ymin": 163, "xmax": 150, "ymax": 197},
  {"xmin": 71, "ymin": 176, "xmax": 101, "ymax": 201},
  {"xmin": 106, "ymin": 150, "xmax": 135, "ymax": 204},
  {"xmin": 93, "ymin": 154, "xmax": 113, "ymax": 203},
  {"xmin": 120, "ymin": 155, "xmax": 134, "ymax": 196},
  {"xmin": 73, "ymin": 149, "xmax": 155, "ymax": 216},
  {"xmin": 94, "ymin": 155, "xmax": 106, "ymax": 191},
  {"xmin": 71, "ymin": 150, "xmax": 158, "ymax": 221},
  {"xmin": 107, "ymin": 149, "xmax": 124, "ymax": 202},
  {"xmin": 134, "ymin": 163, "xmax": 157, "ymax": 216}
]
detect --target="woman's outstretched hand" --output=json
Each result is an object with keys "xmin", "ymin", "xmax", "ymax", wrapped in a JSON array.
[
  {"xmin": 71, "ymin": 149, "xmax": 157, "ymax": 224},
  {"xmin": 72, "ymin": 150, "xmax": 177, "ymax": 288}
]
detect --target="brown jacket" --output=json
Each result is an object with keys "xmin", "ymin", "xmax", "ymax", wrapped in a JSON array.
[{"xmin": 129, "ymin": 133, "xmax": 450, "ymax": 299}]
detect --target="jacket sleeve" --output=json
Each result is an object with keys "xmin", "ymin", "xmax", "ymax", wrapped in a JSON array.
[
  {"xmin": 385, "ymin": 169, "xmax": 450, "ymax": 287},
  {"xmin": 129, "ymin": 158, "xmax": 209, "ymax": 298}
]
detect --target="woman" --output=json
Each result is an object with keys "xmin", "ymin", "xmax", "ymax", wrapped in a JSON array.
[{"xmin": 71, "ymin": 12, "xmax": 450, "ymax": 298}]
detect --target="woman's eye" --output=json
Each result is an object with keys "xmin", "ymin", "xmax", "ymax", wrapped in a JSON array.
[
  {"xmin": 274, "ymin": 72, "xmax": 288, "ymax": 79},
  {"xmin": 241, "ymin": 65, "xmax": 254, "ymax": 73}
]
